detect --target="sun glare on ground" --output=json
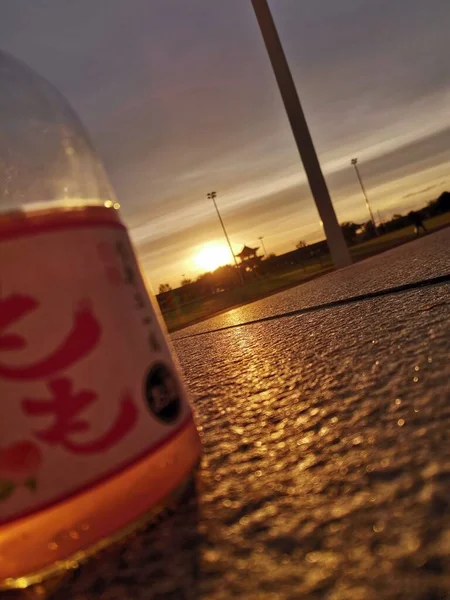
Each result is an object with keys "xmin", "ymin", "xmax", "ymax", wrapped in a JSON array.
[{"xmin": 194, "ymin": 243, "xmax": 231, "ymax": 272}]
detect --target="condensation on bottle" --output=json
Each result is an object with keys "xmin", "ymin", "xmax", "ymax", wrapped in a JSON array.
[{"xmin": 0, "ymin": 50, "xmax": 201, "ymax": 589}]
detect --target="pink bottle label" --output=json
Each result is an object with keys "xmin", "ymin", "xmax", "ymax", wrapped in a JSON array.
[{"xmin": 0, "ymin": 211, "xmax": 192, "ymax": 524}]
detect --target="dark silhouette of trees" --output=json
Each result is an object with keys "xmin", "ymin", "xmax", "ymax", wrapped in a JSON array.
[
  {"xmin": 296, "ymin": 240, "xmax": 307, "ymax": 249},
  {"xmin": 360, "ymin": 220, "xmax": 377, "ymax": 240},
  {"xmin": 428, "ymin": 191, "xmax": 450, "ymax": 216},
  {"xmin": 384, "ymin": 214, "xmax": 411, "ymax": 233},
  {"xmin": 340, "ymin": 222, "xmax": 361, "ymax": 245},
  {"xmin": 212, "ymin": 265, "xmax": 239, "ymax": 291},
  {"xmin": 158, "ymin": 283, "xmax": 172, "ymax": 294}
]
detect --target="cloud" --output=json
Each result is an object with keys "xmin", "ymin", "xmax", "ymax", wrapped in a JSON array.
[{"xmin": 1, "ymin": 0, "xmax": 449, "ymax": 287}]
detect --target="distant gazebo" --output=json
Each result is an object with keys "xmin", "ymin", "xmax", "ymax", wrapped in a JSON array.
[{"xmin": 235, "ymin": 245, "xmax": 262, "ymax": 274}]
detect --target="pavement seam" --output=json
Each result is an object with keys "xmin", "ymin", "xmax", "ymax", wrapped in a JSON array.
[{"xmin": 173, "ymin": 273, "xmax": 450, "ymax": 340}]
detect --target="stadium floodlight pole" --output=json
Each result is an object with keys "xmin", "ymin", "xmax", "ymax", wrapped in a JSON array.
[
  {"xmin": 258, "ymin": 236, "xmax": 268, "ymax": 257},
  {"xmin": 250, "ymin": 0, "xmax": 352, "ymax": 268},
  {"xmin": 351, "ymin": 158, "xmax": 379, "ymax": 235},
  {"xmin": 207, "ymin": 191, "xmax": 244, "ymax": 284}
]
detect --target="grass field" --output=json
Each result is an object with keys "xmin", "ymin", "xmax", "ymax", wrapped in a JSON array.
[
  {"xmin": 162, "ymin": 212, "xmax": 450, "ymax": 332},
  {"xmin": 350, "ymin": 213, "xmax": 450, "ymax": 258}
]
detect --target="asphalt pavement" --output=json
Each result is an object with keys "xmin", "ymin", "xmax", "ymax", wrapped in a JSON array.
[{"xmin": 32, "ymin": 229, "xmax": 450, "ymax": 599}]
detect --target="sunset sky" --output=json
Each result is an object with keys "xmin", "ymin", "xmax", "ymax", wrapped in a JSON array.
[{"xmin": 1, "ymin": 0, "xmax": 449, "ymax": 288}]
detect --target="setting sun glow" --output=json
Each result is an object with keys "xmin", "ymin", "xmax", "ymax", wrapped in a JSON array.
[{"xmin": 194, "ymin": 243, "xmax": 231, "ymax": 272}]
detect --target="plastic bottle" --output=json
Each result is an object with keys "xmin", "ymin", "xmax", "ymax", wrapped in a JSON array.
[{"xmin": 0, "ymin": 50, "xmax": 201, "ymax": 589}]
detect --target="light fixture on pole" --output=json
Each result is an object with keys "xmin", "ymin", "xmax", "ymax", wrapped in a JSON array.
[
  {"xmin": 351, "ymin": 158, "xmax": 378, "ymax": 235},
  {"xmin": 207, "ymin": 191, "xmax": 244, "ymax": 284},
  {"xmin": 258, "ymin": 236, "xmax": 268, "ymax": 258},
  {"xmin": 250, "ymin": 0, "xmax": 351, "ymax": 269}
]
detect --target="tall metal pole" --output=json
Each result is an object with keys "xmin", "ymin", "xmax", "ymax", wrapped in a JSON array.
[
  {"xmin": 258, "ymin": 236, "xmax": 268, "ymax": 257},
  {"xmin": 207, "ymin": 192, "xmax": 244, "ymax": 284},
  {"xmin": 351, "ymin": 158, "xmax": 379, "ymax": 235},
  {"xmin": 251, "ymin": 0, "xmax": 351, "ymax": 268}
]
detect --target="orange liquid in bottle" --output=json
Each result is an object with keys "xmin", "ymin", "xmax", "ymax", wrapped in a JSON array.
[
  {"xmin": 0, "ymin": 206, "xmax": 202, "ymax": 589},
  {"xmin": 0, "ymin": 419, "xmax": 201, "ymax": 588}
]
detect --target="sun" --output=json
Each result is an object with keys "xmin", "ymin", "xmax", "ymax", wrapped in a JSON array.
[{"xmin": 194, "ymin": 243, "xmax": 231, "ymax": 272}]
